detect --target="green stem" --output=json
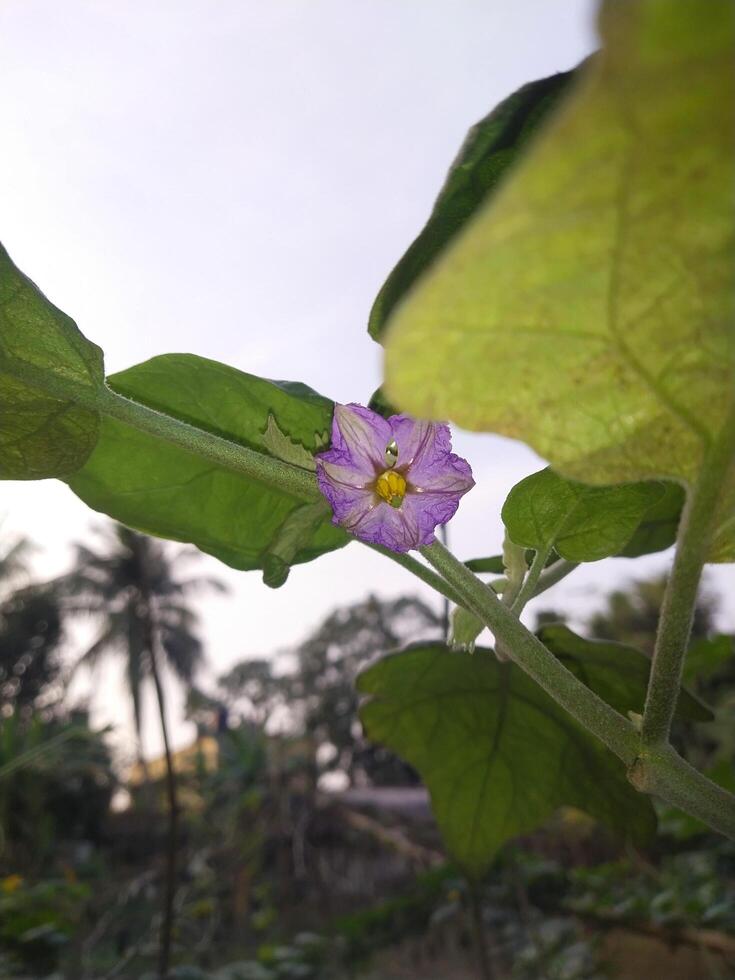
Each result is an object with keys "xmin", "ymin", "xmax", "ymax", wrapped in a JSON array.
[
  {"xmin": 533, "ymin": 559, "xmax": 578, "ymax": 598},
  {"xmin": 419, "ymin": 538, "xmax": 735, "ymax": 840},
  {"xmin": 641, "ymin": 402, "xmax": 735, "ymax": 747},
  {"xmin": 11, "ymin": 358, "xmax": 320, "ymax": 503},
  {"xmin": 99, "ymin": 385, "xmax": 319, "ymax": 502},
  {"xmin": 510, "ymin": 547, "xmax": 551, "ymax": 614},
  {"xmin": 439, "ymin": 524, "xmax": 451, "ymax": 640},
  {"xmin": 420, "ymin": 539, "xmax": 639, "ymax": 762},
  {"xmin": 629, "ymin": 743, "xmax": 735, "ymax": 839},
  {"xmin": 367, "ymin": 544, "xmax": 465, "ymax": 608}
]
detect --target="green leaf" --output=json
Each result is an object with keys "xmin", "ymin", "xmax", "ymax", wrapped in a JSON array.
[
  {"xmin": 682, "ymin": 635, "xmax": 734, "ymax": 684},
  {"xmin": 464, "ymin": 550, "xmax": 558, "ymax": 574},
  {"xmin": 0, "ymin": 243, "xmax": 104, "ymax": 479},
  {"xmin": 368, "ymin": 69, "xmax": 576, "ymax": 341},
  {"xmin": 358, "ymin": 644, "xmax": 656, "ymax": 875},
  {"xmin": 68, "ymin": 354, "xmax": 348, "ymax": 573},
  {"xmin": 262, "ymin": 501, "xmax": 331, "ymax": 588},
  {"xmin": 502, "ymin": 531, "xmax": 527, "ymax": 593},
  {"xmin": 464, "ymin": 555, "xmax": 505, "ymax": 574},
  {"xmin": 367, "ymin": 386, "xmax": 400, "ymax": 420},
  {"xmin": 538, "ymin": 624, "xmax": 712, "ymax": 722},
  {"xmin": 502, "ymin": 469, "xmax": 664, "ymax": 562},
  {"xmin": 618, "ymin": 482, "xmax": 685, "ymax": 558},
  {"xmin": 450, "ymin": 606, "xmax": 484, "ymax": 653},
  {"xmin": 262, "ymin": 415, "xmax": 319, "ymax": 472},
  {"xmin": 384, "ymin": 0, "xmax": 735, "ymax": 561}
]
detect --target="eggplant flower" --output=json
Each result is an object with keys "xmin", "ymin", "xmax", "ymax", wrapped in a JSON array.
[{"xmin": 316, "ymin": 403, "xmax": 474, "ymax": 553}]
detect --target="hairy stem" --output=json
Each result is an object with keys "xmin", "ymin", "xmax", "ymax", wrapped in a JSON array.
[
  {"xmin": 11, "ymin": 357, "xmax": 321, "ymax": 503},
  {"xmin": 532, "ymin": 558, "xmax": 578, "ymax": 598},
  {"xmin": 367, "ymin": 544, "xmax": 465, "ymax": 607},
  {"xmin": 510, "ymin": 546, "xmax": 551, "ymax": 614},
  {"xmin": 641, "ymin": 402, "xmax": 735, "ymax": 747},
  {"xmin": 485, "ymin": 559, "xmax": 578, "ymax": 599},
  {"xmin": 99, "ymin": 385, "xmax": 319, "ymax": 502},
  {"xmin": 629, "ymin": 743, "xmax": 735, "ymax": 839},
  {"xmin": 421, "ymin": 539, "xmax": 639, "ymax": 761},
  {"xmin": 419, "ymin": 539, "xmax": 735, "ymax": 840},
  {"xmin": 439, "ymin": 524, "xmax": 451, "ymax": 640}
]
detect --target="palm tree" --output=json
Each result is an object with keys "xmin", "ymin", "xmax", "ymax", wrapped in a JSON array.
[
  {"xmin": 63, "ymin": 525, "xmax": 223, "ymax": 767},
  {"xmin": 59, "ymin": 522, "xmax": 226, "ymax": 979},
  {"xmin": 0, "ymin": 535, "xmax": 67, "ymax": 721},
  {"xmin": 0, "ymin": 534, "xmax": 34, "ymax": 595}
]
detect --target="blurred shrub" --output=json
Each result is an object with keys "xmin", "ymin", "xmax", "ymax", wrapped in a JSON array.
[{"xmin": 0, "ymin": 877, "xmax": 89, "ymax": 975}]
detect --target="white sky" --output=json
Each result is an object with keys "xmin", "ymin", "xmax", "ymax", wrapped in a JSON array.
[{"xmin": 1, "ymin": 1, "xmax": 732, "ymax": 763}]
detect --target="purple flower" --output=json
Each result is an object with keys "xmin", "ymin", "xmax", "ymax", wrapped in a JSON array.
[{"xmin": 316, "ymin": 403, "xmax": 474, "ymax": 553}]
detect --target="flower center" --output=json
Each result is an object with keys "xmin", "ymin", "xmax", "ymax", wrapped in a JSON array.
[{"xmin": 375, "ymin": 469, "xmax": 407, "ymax": 508}]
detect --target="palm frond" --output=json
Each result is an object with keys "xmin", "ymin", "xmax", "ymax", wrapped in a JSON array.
[{"xmin": 74, "ymin": 626, "xmax": 123, "ymax": 672}]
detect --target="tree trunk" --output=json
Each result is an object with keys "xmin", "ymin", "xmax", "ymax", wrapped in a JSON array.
[{"xmin": 147, "ymin": 622, "xmax": 179, "ymax": 980}]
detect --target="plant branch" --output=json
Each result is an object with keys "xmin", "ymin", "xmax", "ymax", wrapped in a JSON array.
[
  {"xmin": 99, "ymin": 385, "xmax": 319, "ymax": 502},
  {"xmin": 477, "ymin": 559, "xmax": 578, "ymax": 600},
  {"xmin": 532, "ymin": 558, "xmax": 578, "ymax": 598},
  {"xmin": 510, "ymin": 546, "xmax": 550, "ymax": 614},
  {"xmin": 629, "ymin": 743, "xmax": 735, "ymax": 840},
  {"xmin": 420, "ymin": 539, "xmax": 639, "ymax": 762},
  {"xmin": 367, "ymin": 543, "xmax": 465, "ymax": 608},
  {"xmin": 419, "ymin": 538, "xmax": 735, "ymax": 840},
  {"xmin": 641, "ymin": 402, "xmax": 735, "ymax": 747},
  {"xmin": 9, "ymin": 358, "xmax": 320, "ymax": 503}
]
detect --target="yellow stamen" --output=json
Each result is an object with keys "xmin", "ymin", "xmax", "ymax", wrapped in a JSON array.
[{"xmin": 375, "ymin": 469, "xmax": 407, "ymax": 508}]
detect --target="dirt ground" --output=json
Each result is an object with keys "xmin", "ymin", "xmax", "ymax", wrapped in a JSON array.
[{"xmin": 359, "ymin": 928, "xmax": 735, "ymax": 979}]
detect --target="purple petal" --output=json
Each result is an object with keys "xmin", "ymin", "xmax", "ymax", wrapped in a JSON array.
[
  {"xmin": 388, "ymin": 416, "xmax": 451, "ymax": 472},
  {"xmin": 402, "ymin": 490, "xmax": 467, "ymax": 548},
  {"xmin": 316, "ymin": 404, "xmax": 474, "ymax": 554},
  {"xmin": 323, "ymin": 403, "xmax": 391, "ymax": 477},
  {"xmin": 390, "ymin": 415, "xmax": 474, "ymax": 496},
  {"xmin": 413, "ymin": 452, "xmax": 475, "ymax": 496},
  {"xmin": 318, "ymin": 459, "xmax": 371, "ymax": 489},
  {"xmin": 316, "ymin": 465, "xmax": 374, "ymax": 524},
  {"xmin": 346, "ymin": 498, "xmax": 421, "ymax": 552}
]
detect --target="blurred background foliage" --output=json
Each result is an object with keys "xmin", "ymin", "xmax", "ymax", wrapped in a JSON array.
[{"xmin": 0, "ymin": 527, "xmax": 733, "ymax": 979}]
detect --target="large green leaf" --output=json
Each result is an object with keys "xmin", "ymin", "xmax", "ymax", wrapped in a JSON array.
[
  {"xmin": 502, "ymin": 468, "xmax": 664, "ymax": 562},
  {"xmin": 538, "ymin": 625, "xmax": 712, "ymax": 723},
  {"xmin": 368, "ymin": 69, "xmax": 575, "ymax": 341},
  {"xmin": 359, "ymin": 644, "xmax": 655, "ymax": 875},
  {"xmin": 0, "ymin": 243, "xmax": 104, "ymax": 479},
  {"xmin": 384, "ymin": 0, "xmax": 735, "ymax": 561},
  {"xmin": 68, "ymin": 354, "xmax": 348, "ymax": 578}
]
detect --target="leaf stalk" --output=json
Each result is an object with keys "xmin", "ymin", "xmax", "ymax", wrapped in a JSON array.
[{"xmin": 641, "ymin": 401, "xmax": 735, "ymax": 747}]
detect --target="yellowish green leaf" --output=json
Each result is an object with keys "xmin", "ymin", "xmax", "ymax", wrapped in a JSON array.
[{"xmin": 384, "ymin": 0, "xmax": 735, "ymax": 561}]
